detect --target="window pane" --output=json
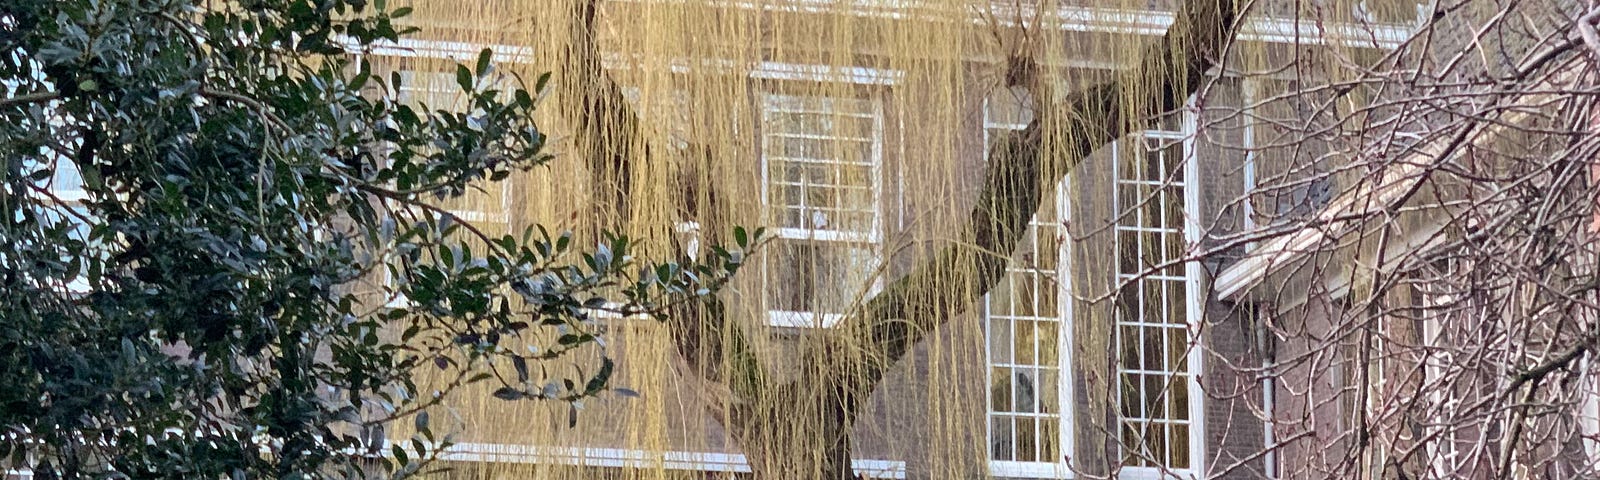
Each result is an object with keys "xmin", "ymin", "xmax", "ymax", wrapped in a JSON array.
[
  {"xmin": 1014, "ymin": 368, "xmax": 1038, "ymax": 413},
  {"xmin": 1163, "ymin": 188, "xmax": 1185, "ymax": 232},
  {"xmin": 1142, "ymin": 322, "xmax": 1163, "ymax": 371},
  {"xmin": 991, "ymin": 416, "xmax": 1015, "ymax": 461},
  {"xmin": 1120, "ymin": 422, "xmax": 1146, "ymax": 466},
  {"xmin": 1170, "ymin": 377, "xmax": 1190, "ymax": 421},
  {"xmin": 1037, "ymin": 321, "xmax": 1059, "ymax": 368},
  {"xmin": 1149, "ymin": 421, "xmax": 1169, "ymax": 469},
  {"xmin": 1118, "ymin": 230, "xmax": 1139, "ymax": 277},
  {"xmin": 990, "ymin": 275, "xmax": 1016, "ymax": 317},
  {"xmin": 841, "ymin": 186, "xmax": 873, "ymax": 212},
  {"xmin": 764, "ymin": 240, "xmax": 875, "ymax": 314},
  {"xmin": 1170, "ymin": 424, "xmax": 1190, "ymax": 468},
  {"xmin": 1016, "ymin": 418, "xmax": 1038, "ymax": 462},
  {"xmin": 1168, "ymin": 327, "xmax": 1190, "ymax": 376},
  {"xmin": 1120, "ymin": 374, "xmax": 1141, "ymax": 419},
  {"xmin": 989, "ymin": 318, "xmax": 1013, "ymax": 365},
  {"xmin": 991, "ymin": 367, "xmax": 1013, "ymax": 412},
  {"xmin": 1144, "ymin": 374, "xmax": 1165, "ymax": 419},
  {"xmin": 1165, "ymin": 232, "xmax": 1186, "ymax": 276},
  {"xmin": 1040, "ymin": 369, "xmax": 1060, "ymax": 415},
  {"xmin": 1013, "ymin": 275, "xmax": 1038, "ymax": 318},
  {"xmin": 1119, "ymin": 324, "xmax": 1140, "ymax": 371},
  {"xmin": 1035, "ymin": 271, "xmax": 1058, "ymax": 316},
  {"xmin": 1037, "ymin": 229, "xmax": 1060, "ymax": 272},
  {"xmin": 1040, "ymin": 418, "xmax": 1060, "ymax": 463},
  {"xmin": 1014, "ymin": 320, "xmax": 1037, "ymax": 365}
]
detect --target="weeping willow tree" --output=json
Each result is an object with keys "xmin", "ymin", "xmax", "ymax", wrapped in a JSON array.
[
  {"xmin": 17, "ymin": 0, "xmax": 1595, "ymax": 478},
  {"xmin": 380, "ymin": 0, "xmax": 1247, "ymax": 478}
]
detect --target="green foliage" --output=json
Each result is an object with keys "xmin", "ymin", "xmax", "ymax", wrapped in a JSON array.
[{"xmin": 0, "ymin": 0, "xmax": 747, "ymax": 478}]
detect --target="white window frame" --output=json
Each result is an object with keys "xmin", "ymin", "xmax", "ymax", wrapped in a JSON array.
[
  {"xmin": 1108, "ymin": 103, "xmax": 1204, "ymax": 480},
  {"xmin": 616, "ymin": 2, "xmax": 1416, "ymax": 48},
  {"xmin": 1582, "ymin": 357, "xmax": 1600, "ymax": 477},
  {"xmin": 980, "ymin": 95, "xmax": 1203, "ymax": 479},
  {"xmin": 758, "ymin": 92, "xmax": 886, "ymax": 329},
  {"xmin": 980, "ymin": 94, "xmax": 1077, "ymax": 479},
  {"xmin": 1419, "ymin": 286, "xmax": 1464, "ymax": 478}
]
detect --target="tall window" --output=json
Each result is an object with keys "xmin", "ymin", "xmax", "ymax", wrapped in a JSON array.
[
  {"xmin": 1112, "ymin": 116, "xmax": 1202, "ymax": 476},
  {"xmin": 759, "ymin": 93, "xmax": 883, "ymax": 328},
  {"xmin": 982, "ymin": 91, "xmax": 1072, "ymax": 478}
]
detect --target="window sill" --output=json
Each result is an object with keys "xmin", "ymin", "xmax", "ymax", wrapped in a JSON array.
[
  {"xmin": 986, "ymin": 462, "xmax": 1197, "ymax": 479},
  {"xmin": 767, "ymin": 310, "xmax": 843, "ymax": 328},
  {"xmin": 1118, "ymin": 466, "xmax": 1198, "ymax": 480},
  {"xmin": 989, "ymin": 460, "xmax": 1072, "ymax": 479}
]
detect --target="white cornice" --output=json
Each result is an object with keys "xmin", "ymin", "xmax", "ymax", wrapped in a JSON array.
[
  {"xmin": 440, "ymin": 442, "xmax": 908, "ymax": 478},
  {"xmin": 624, "ymin": 0, "xmax": 1415, "ymax": 49}
]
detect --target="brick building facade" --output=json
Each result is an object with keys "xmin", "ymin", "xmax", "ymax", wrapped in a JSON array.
[{"xmin": 361, "ymin": 1, "xmax": 1500, "ymax": 479}]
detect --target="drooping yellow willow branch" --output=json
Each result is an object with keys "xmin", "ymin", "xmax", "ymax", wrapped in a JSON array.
[
  {"xmin": 549, "ymin": 0, "xmax": 1240, "ymax": 478},
  {"xmin": 375, "ymin": 0, "xmax": 1422, "ymax": 478}
]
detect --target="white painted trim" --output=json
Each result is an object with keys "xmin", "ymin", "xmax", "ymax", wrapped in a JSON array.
[
  {"xmin": 1102, "ymin": 99, "xmax": 1203, "ymax": 476},
  {"xmin": 768, "ymin": 310, "xmax": 845, "ymax": 328},
  {"xmin": 1241, "ymin": 80, "xmax": 1258, "ymax": 252},
  {"xmin": 981, "ymin": 93, "xmax": 1079, "ymax": 478},
  {"xmin": 773, "ymin": 227, "xmax": 878, "ymax": 244},
  {"xmin": 753, "ymin": 61, "xmax": 904, "ymax": 86},
  {"xmin": 757, "ymin": 92, "xmax": 887, "ymax": 328},
  {"xmin": 1056, "ymin": 172, "xmax": 1077, "ymax": 476},
  {"xmin": 1261, "ymin": 370, "xmax": 1277, "ymax": 479},
  {"xmin": 619, "ymin": 0, "xmax": 1414, "ymax": 50},
  {"xmin": 1580, "ymin": 361, "xmax": 1600, "ymax": 475},
  {"xmin": 1120, "ymin": 465, "xmax": 1201, "ymax": 480},
  {"xmin": 601, "ymin": 53, "xmax": 906, "ymax": 86},
  {"xmin": 1421, "ymin": 289, "xmax": 1454, "ymax": 477},
  {"xmin": 439, "ymin": 443, "xmax": 908, "ymax": 478},
  {"xmin": 1179, "ymin": 96, "xmax": 1207, "ymax": 480},
  {"xmin": 444, "ymin": 210, "xmax": 509, "ymax": 224},
  {"xmin": 346, "ymin": 37, "xmax": 534, "ymax": 63},
  {"xmin": 990, "ymin": 460, "xmax": 1075, "ymax": 478},
  {"xmin": 1212, "ymin": 71, "xmax": 1565, "ymax": 301}
]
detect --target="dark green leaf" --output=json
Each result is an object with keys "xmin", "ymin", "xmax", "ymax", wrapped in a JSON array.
[
  {"xmin": 392, "ymin": 445, "xmax": 408, "ymax": 466},
  {"xmin": 456, "ymin": 64, "xmax": 472, "ymax": 92},
  {"xmin": 476, "ymin": 48, "xmax": 493, "ymax": 78},
  {"xmin": 512, "ymin": 356, "xmax": 529, "ymax": 382},
  {"xmin": 492, "ymin": 387, "xmax": 524, "ymax": 401}
]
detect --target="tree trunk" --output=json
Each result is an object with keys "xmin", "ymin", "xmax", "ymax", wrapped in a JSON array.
[
  {"xmin": 738, "ymin": 382, "xmax": 862, "ymax": 480},
  {"xmin": 557, "ymin": 0, "xmax": 1242, "ymax": 476}
]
